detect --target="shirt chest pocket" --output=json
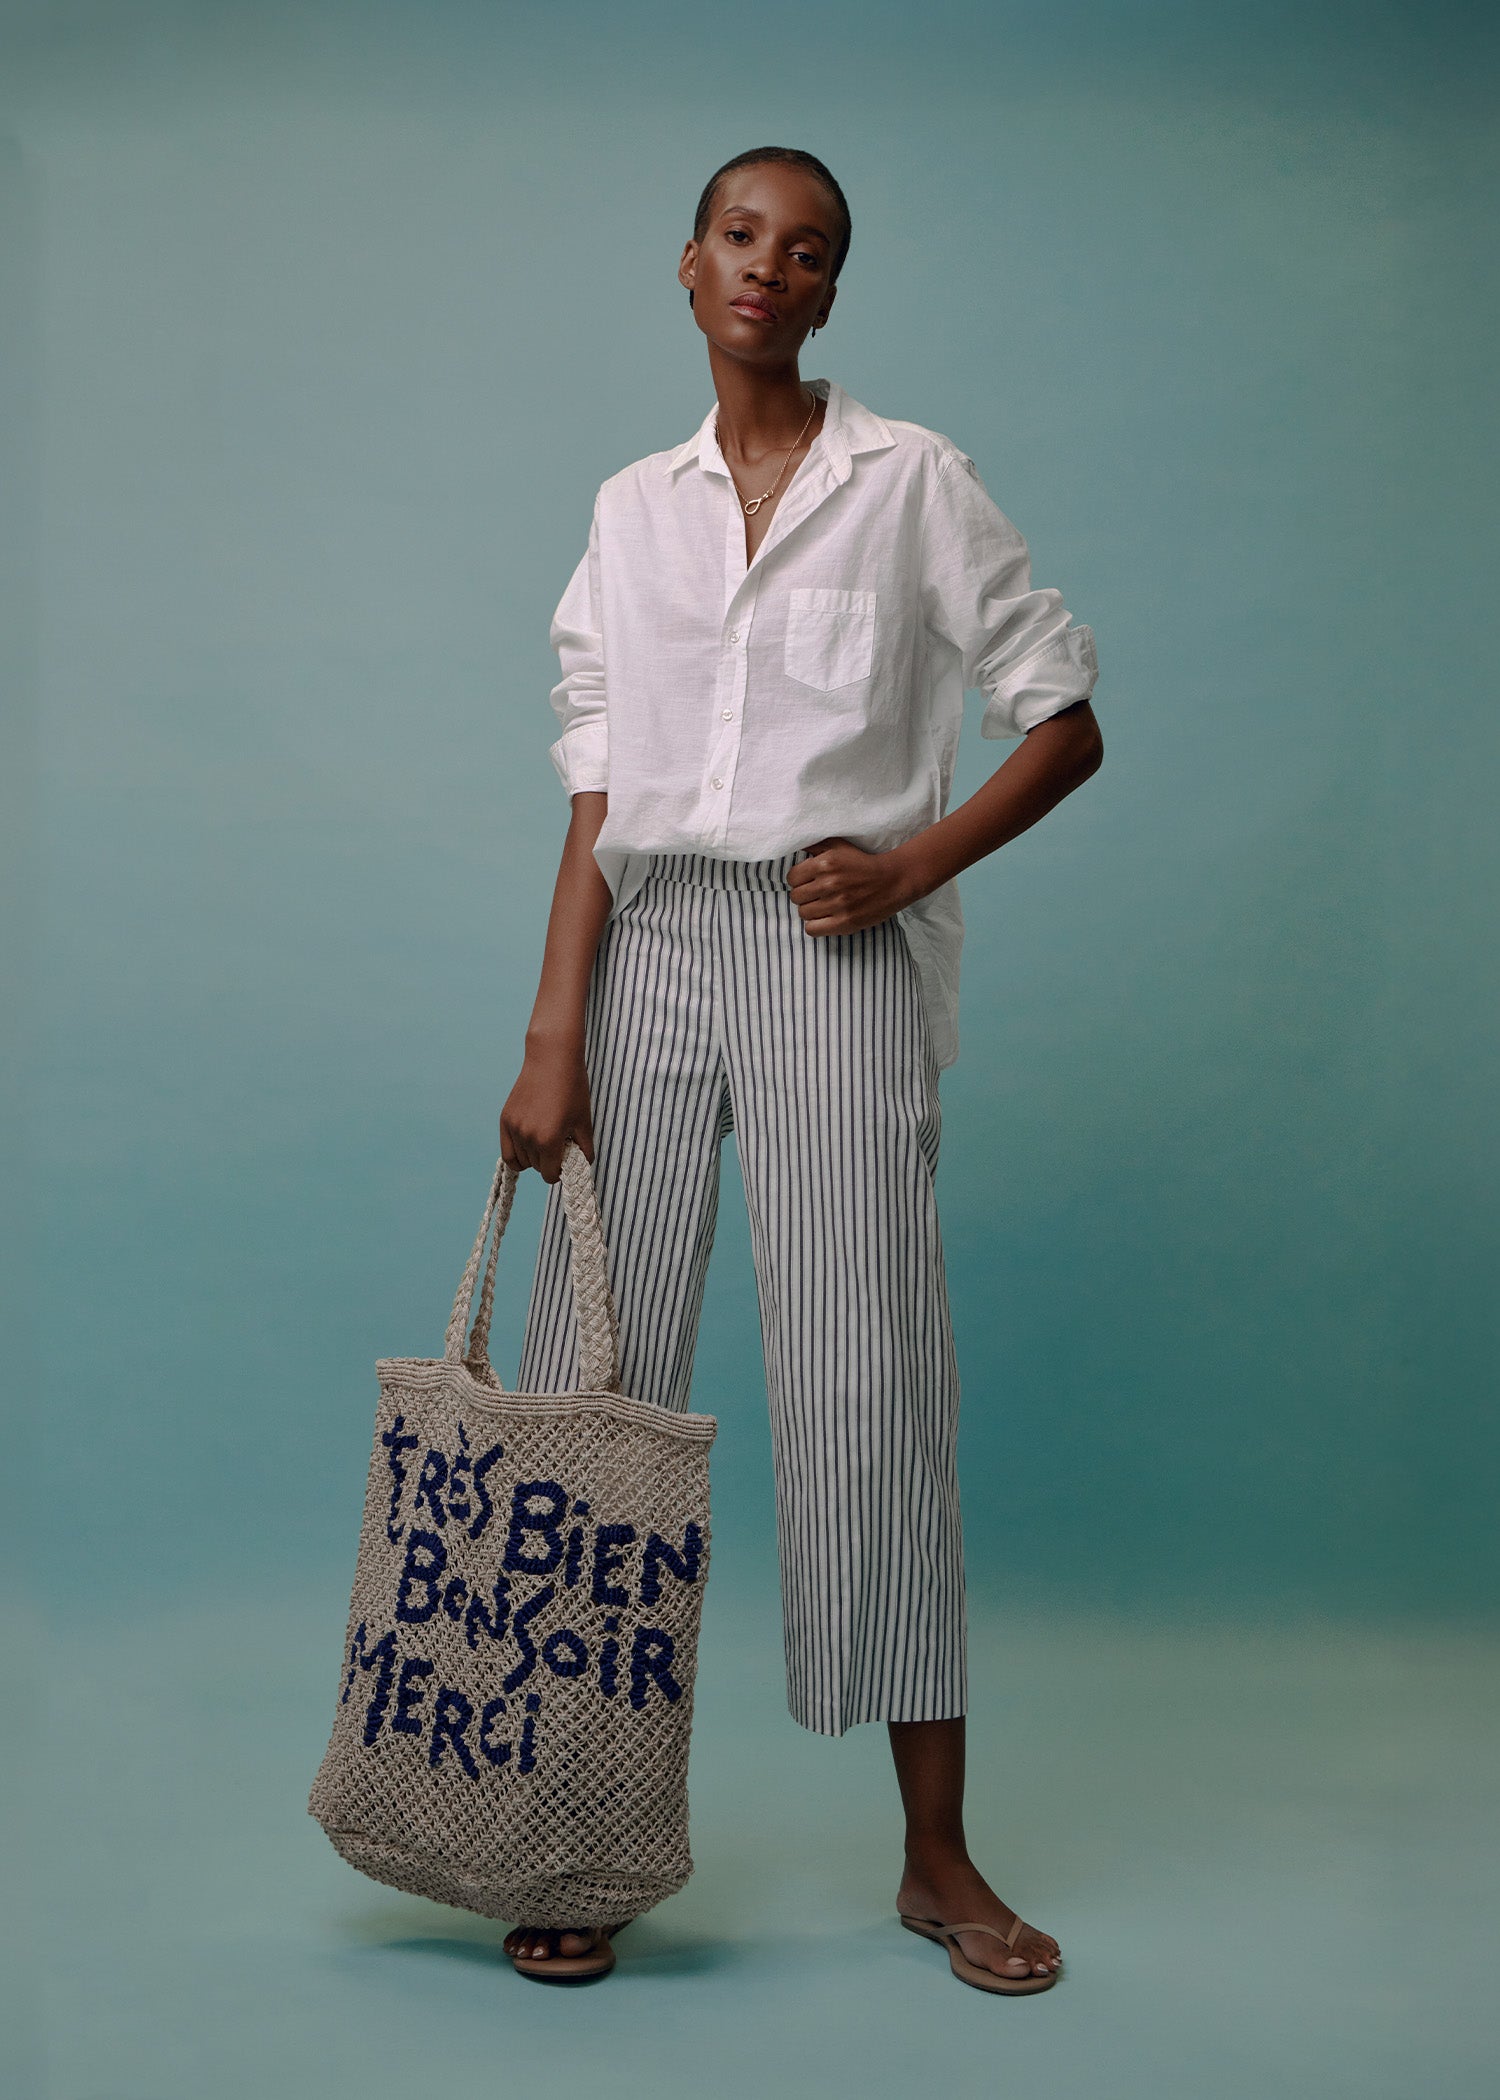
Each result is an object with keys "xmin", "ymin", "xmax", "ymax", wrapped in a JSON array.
[{"xmin": 783, "ymin": 586, "xmax": 878, "ymax": 692}]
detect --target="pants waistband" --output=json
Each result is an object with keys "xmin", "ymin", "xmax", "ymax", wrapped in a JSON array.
[{"xmin": 639, "ymin": 850, "xmax": 803, "ymax": 893}]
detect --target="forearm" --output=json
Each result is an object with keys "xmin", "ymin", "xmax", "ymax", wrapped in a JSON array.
[
  {"xmin": 894, "ymin": 700, "xmax": 1103, "ymax": 902},
  {"xmin": 525, "ymin": 791, "xmax": 613, "ymax": 1052}
]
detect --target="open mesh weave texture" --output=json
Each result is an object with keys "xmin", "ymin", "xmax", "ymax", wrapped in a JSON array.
[
  {"xmin": 308, "ymin": 1143, "xmax": 716, "ymax": 1930},
  {"xmin": 309, "ymin": 1366, "xmax": 715, "ymax": 1927}
]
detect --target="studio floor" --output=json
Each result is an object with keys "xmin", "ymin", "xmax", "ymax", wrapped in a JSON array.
[{"xmin": 14, "ymin": 1586, "xmax": 1493, "ymax": 2100}]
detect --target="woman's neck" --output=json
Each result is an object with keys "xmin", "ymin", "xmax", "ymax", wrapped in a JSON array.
[{"xmin": 708, "ymin": 350, "xmax": 825, "ymax": 469}]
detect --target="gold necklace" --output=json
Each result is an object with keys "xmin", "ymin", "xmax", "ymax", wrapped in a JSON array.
[{"xmin": 716, "ymin": 387, "xmax": 818, "ymax": 515}]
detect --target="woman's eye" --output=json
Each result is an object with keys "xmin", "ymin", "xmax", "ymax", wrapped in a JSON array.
[{"xmin": 721, "ymin": 228, "xmax": 819, "ymax": 266}]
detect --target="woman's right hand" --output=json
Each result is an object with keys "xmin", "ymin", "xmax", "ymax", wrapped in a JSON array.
[
  {"xmin": 506, "ymin": 788, "xmax": 612, "ymax": 1183},
  {"xmin": 499, "ymin": 1038, "xmax": 596, "ymax": 1184}
]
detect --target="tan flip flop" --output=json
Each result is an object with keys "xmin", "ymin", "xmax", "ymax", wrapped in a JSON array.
[
  {"xmin": 899, "ymin": 1910, "xmax": 1060, "ymax": 1995},
  {"xmin": 506, "ymin": 1918, "xmax": 632, "ymax": 1985}
]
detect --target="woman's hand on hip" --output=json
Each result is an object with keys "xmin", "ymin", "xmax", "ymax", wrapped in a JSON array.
[{"xmin": 787, "ymin": 836, "xmax": 924, "ymax": 935}]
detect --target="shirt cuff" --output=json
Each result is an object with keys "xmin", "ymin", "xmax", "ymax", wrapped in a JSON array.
[
  {"xmin": 979, "ymin": 624, "xmax": 1098, "ymax": 740},
  {"xmin": 548, "ymin": 719, "xmax": 609, "ymax": 796}
]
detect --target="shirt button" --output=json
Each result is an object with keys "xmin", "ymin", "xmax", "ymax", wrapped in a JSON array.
[
  {"xmin": 721, "ymin": 708, "xmax": 733, "ymax": 720},
  {"xmin": 727, "ymin": 628, "xmax": 739, "ymax": 644},
  {"xmin": 711, "ymin": 776, "xmax": 723, "ymax": 790}
]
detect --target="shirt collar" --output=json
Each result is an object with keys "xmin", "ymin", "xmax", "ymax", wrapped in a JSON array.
[{"xmin": 662, "ymin": 376, "xmax": 896, "ymax": 485}]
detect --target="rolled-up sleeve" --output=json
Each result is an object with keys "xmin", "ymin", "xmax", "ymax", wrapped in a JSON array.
[
  {"xmin": 919, "ymin": 448, "xmax": 1098, "ymax": 740},
  {"xmin": 546, "ymin": 496, "xmax": 609, "ymax": 796}
]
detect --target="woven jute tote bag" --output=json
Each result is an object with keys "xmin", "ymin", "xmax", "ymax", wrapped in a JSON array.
[{"xmin": 308, "ymin": 1138, "xmax": 717, "ymax": 1928}]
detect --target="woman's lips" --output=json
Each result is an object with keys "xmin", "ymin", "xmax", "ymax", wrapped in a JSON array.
[{"xmin": 730, "ymin": 297, "xmax": 778, "ymax": 323}]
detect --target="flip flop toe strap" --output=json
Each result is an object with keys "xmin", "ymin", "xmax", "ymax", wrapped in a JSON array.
[{"xmin": 939, "ymin": 1916, "xmax": 1028, "ymax": 1950}]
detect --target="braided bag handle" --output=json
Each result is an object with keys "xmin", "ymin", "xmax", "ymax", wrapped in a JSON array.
[{"xmin": 442, "ymin": 1138, "xmax": 621, "ymax": 1395}]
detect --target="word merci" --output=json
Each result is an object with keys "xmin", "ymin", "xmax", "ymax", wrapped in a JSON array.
[{"xmin": 339, "ymin": 1415, "xmax": 705, "ymax": 1782}]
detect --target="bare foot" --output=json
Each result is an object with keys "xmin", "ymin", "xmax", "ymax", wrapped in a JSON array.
[
  {"xmin": 897, "ymin": 1854, "xmax": 1062, "ymax": 1980},
  {"xmin": 502, "ymin": 1925, "xmax": 607, "ymax": 1964}
]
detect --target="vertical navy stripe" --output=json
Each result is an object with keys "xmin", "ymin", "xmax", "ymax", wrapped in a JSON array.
[{"xmin": 515, "ymin": 851, "xmax": 966, "ymax": 1737}]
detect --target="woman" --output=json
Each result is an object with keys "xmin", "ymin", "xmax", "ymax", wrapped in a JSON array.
[{"xmin": 498, "ymin": 146, "xmax": 1102, "ymax": 1992}]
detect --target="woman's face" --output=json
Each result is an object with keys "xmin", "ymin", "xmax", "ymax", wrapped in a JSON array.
[{"xmin": 679, "ymin": 162, "xmax": 840, "ymax": 360}]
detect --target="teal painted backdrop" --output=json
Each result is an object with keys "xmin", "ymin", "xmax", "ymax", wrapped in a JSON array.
[
  {"xmin": 8, "ymin": 0, "xmax": 1492, "ymax": 1622},
  {"xmin": 4, "ymin": 5, "xmax": 1496, "ymax": 2094}
]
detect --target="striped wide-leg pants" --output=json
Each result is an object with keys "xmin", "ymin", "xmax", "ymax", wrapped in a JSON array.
[{"xmin": 515, "ymin": 850, "xmax": 967, "ymax": 1738}]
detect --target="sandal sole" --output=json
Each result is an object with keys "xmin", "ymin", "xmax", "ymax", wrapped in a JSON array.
[{"xmin": 506, "ymin": 1918, "xmax": 632, "ymax": 1985}]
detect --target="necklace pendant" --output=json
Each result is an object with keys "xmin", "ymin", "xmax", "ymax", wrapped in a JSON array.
[{"xmin": 742, "ymin": 494, "xmax": 766, "ymax": 515}]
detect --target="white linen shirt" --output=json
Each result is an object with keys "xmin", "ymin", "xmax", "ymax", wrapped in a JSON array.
[{"xmin": 545, "ymin": 374, "xmax": 1098, "ymax": 1071}]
